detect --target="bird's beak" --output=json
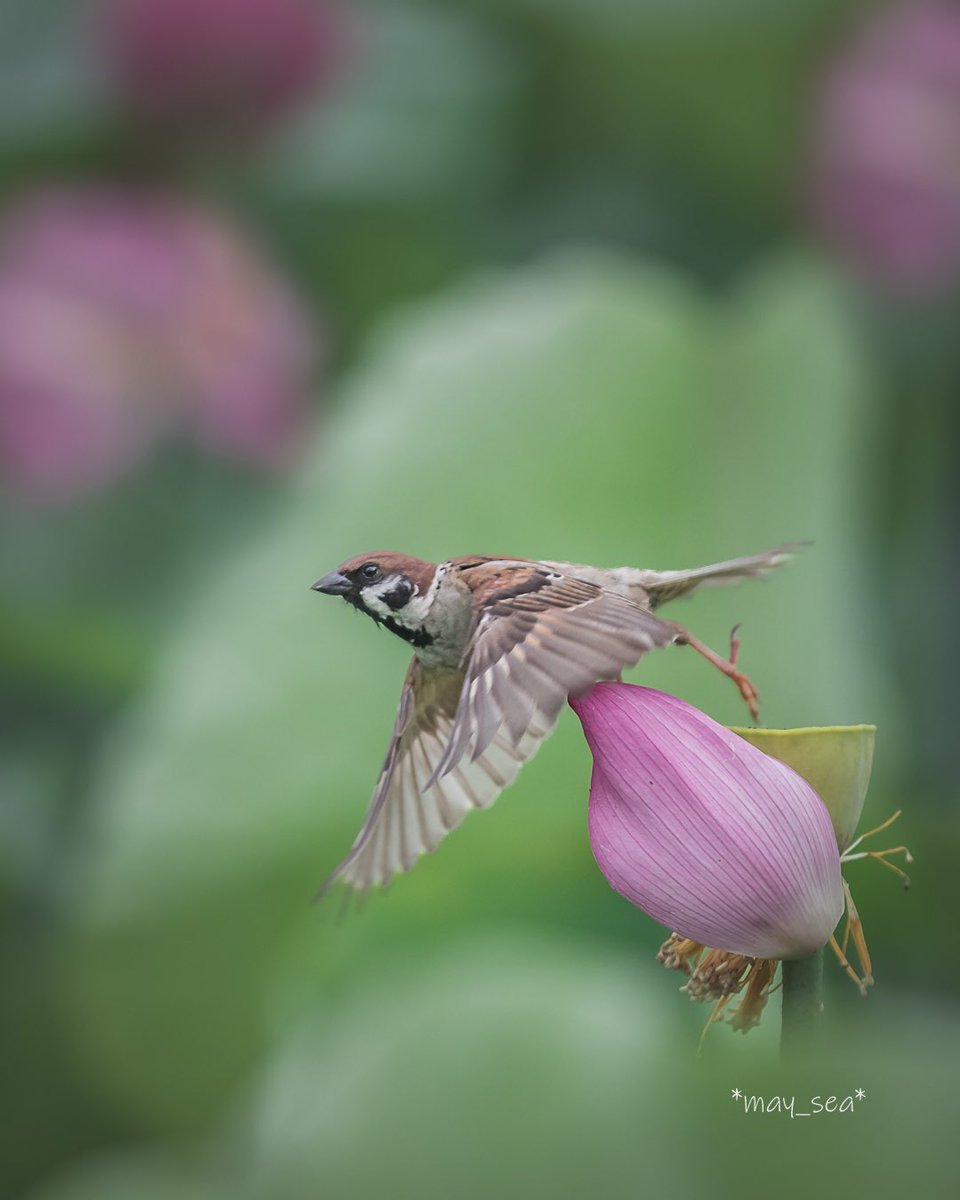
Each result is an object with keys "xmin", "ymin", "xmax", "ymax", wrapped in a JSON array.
[{"xmin": 311, "ymin": 571, "xmax": 353, "ymax": 596}]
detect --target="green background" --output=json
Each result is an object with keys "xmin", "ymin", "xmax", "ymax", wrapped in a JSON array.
[{"xmin": 2, "ymin": 2, "xmax": 957, "ymax": 1197}]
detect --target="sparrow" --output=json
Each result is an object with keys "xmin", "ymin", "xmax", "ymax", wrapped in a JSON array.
[{"xmin": 311, "ymin": 544, "xmax": 799, "ymax": 894}]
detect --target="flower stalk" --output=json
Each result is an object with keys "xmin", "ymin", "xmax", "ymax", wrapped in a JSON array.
[{"xmin": 780, "ymin": 949, "xmax": 824, "ymax": 1054}]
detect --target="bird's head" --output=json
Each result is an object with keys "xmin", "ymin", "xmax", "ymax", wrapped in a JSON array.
[{"xmin": 311, "ymin": 552, "xmax": 441, "ymax": 640}]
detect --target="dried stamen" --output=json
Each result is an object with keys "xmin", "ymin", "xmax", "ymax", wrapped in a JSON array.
[
  {"xmin": 683, "ymin": 948, "xmax": 754, "ymax": 1000},
  {"xmin": 657, "ymin": 934, "xmax": 703, "ymax": 975},
  {"xmin": 728, "ymin": 958, "xmax": 778, "ymax": 1033},
  {"xmin": 829, "ymin": 877, "xmax": 874, "ymax": 995},
  {"xmin": 842, "ymin": 808, "xmax": 902, "ymax": 855},
  {"xmin": 842, "ymin": 808, "xmax": 913, "ymax": 888}
]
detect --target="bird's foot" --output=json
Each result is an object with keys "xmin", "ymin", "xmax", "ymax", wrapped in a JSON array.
[{"xmin": 671, "ymin": 623, "xmax": 761, "ymax": 723}]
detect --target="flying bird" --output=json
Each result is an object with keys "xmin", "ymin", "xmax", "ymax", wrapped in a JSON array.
[{"xmin": 312, "ymin": 545, "xmax": 798, "ymax": 894}]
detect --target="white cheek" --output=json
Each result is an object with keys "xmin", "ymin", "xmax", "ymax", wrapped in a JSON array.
[
  {"xmin": 385, "ymin": 589, "xmax": 431, "ymax": 623},
  {"xmin": 362, "ymin": 591, "xmax": 391, "ymax": 619},
  {"xmin": 361, "ymin": 582, "xmax": 397, "ymax": 619},
  {"xmin": 362, "ymin": 565, "xmax": 444, "ymax": 623},
  {"xmin": 361, "ymin": 574, "xmax": 422, "ymax": 620}
]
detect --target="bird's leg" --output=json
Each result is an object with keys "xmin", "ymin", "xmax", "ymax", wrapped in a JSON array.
[{"xmin": 670, "ymin": 622, "xmax": 761, "ymax": 722}]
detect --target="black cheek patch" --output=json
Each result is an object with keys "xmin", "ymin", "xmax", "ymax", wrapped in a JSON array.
[{"xmin": 382, "ymin": 580, "xmax": 414, "ymax": 612}]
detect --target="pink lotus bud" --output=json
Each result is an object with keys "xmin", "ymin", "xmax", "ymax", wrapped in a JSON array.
[
  {"xmin": 103, "ymin": 0, "xmax": 346, "ymax": 137},
  {"xmin": 811, "ymin": 0, "xmax": 960, "ymax": 295},
  {"xmin": 570, "ymin": 684, "xmax": 844, "ymax": 961},
  {"xmin": 0, "ymin": 187, "xmax": 316, "ymax": 504}
]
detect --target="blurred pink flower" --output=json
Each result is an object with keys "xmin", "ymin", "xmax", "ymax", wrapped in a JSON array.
[
  {"xmin": 811, "ymin": 0, "xmax": 960, "ymax": 295},
  {"xmin": 570, "ymin": 684, "xmax": 844, "ymax": 960},
  {"xmin": 0, "ymin": 187, "xmax": 316, "ymax": 504},
  {"xmin": 103, "ymin": 0, "xmax": 346, "ymax": 137}
]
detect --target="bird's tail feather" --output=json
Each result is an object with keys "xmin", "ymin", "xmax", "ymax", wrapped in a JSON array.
[{"xmin": 638, "ymin": 541, "xmax": 807, "ymax": 609}]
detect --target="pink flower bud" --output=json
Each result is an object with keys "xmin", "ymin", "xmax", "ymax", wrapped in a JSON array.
[
  {"xmin": 570, "ymin": 684, "xmax": 844, "ymax": 960},
  {"xmin": 103, "ymin": 0, "xmax": 347, "ymax": 137},
  {"xmin": 811, "ymin": 0, "xmax": 960, "ymax": 295},
  {"xmin": 0, "ymin": 187, "xmax": 316, "ymax": 503}
]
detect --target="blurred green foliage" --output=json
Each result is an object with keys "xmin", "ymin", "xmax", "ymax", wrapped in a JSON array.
[
  {"xmin": 2, "ymin": 2, "xmax": 957, "ymax": 1198},
  {"xmin": 61, "ymin": 251, "xmax": 885, "ymax": 1123}
]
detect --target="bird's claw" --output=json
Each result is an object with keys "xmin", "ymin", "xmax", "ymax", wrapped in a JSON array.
[{"xmin": 672, "ymin": 623, "xmax": 762, "ymax": 723}]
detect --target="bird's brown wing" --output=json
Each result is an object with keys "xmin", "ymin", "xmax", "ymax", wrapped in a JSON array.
[
  {"xmin": 321, "ymin": 657, "xmax": 554, "ymax": 894},
  {"xmin": 429, "ymin": 564, "xmax": 679, "ymax": 782}
]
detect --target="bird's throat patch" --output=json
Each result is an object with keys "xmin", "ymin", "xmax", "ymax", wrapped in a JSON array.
[{"xmin": 381, "ymin": 616, "xmax": 434, "ymax": 648}]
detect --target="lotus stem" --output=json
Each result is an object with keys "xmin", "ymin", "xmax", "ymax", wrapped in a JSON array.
[{"xmin": 780, "ymin": 948, "xmax": 824, "ymax": 1055}]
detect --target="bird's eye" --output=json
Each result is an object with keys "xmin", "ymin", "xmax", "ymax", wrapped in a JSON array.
[{"xmin": 360, "ymin": 562, "xmax": 381, "ymax": 581}]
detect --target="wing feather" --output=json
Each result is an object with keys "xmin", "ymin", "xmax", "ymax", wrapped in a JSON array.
[
  {"xmin": 320, "ymin": 658, "xmax": 555, "ymax": 893},
  {"xmin": 430, "ymin": 566, "xmax": 678, "ymax": 786}
]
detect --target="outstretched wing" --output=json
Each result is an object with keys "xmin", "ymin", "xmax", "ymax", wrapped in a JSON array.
[
  {"xmin": 321, "ymin": 657, "xmax": 553, "ymax": 894},
  {"xmin": 430, "ymin": 564, "xmax": 678, "ymax": 783}
]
